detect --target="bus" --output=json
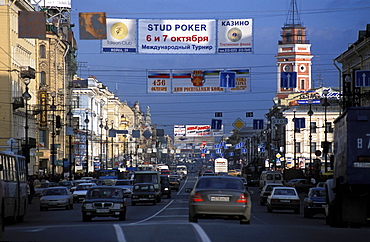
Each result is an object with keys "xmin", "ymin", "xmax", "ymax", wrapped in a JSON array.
[{"xmin": 0, "ymin": 152, "xmax": 28, "ymax": 227}]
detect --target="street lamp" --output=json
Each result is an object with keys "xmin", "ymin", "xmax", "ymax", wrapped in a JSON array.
[
  {"xmin": 84, "ymin": 109, "xmax": 89, "ymax": 175},
  {"xmin": 50, "ymin": 91, "xmax": 56, "ymax": 176},
  {"xmin": 105, "ymin": 118, "xmax": 109, "ymax": 168},
  {"xmin": 293, "ymin": 108, "xmax": 297, "ymax": 168},
  {"xmin": 307, "ymin": 99, "xmax": 314, "ymax": 176},
  {"xmin": 322, "ymin": 89, "xmax": 330, "ymax": 172},
  {"xmin": 111, "ymin": 120, "xmax": 114, "ymax": 167},
  {"xmin": 22, "ymin": 78, "xmax": 31, "ymax": 173},
  {"xmin": 99, "ymin": 116, "xmax": 104, "ymax": 169},
  {"xmin": 67, "ymin": 105, "xmax": 73, "ymax": 179}
]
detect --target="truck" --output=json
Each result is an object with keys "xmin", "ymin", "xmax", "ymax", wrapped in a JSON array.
[
  {"xmin": 326, "ymin": 107, "xmax": 370, "ymax": 228},
  {"xmin": 133, "ymin": 171, "xmax": 162, "ymax": 202},
  {"xmin": 214, "ymin": 158, "xmax": 228, "ymax": 174}
]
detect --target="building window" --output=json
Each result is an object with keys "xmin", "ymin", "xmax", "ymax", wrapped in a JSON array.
[
  {"xmin": 300, "ymin": 79, "xmax": 305, "ymax": 89},
  {"xmin": 40, "ymin": 71, "xmax": 46, "ymax": 86},
  {"xmin": 310, "ymin": 122, "xmax": 316, "ymax": 133},
  {"xmin": 295, "ymin": 142, "xmax": 301, "ymax": 153},
  {"xmin": 310, "ymin": 142, "xmax": 316, "ymax": 153},
  {"xmin": 326, "ymin": 122, "xmax": 333, "ymax": 133},
  {"xmin": 39, "ymin": 130, "xmax": 47, "ymax": 149},
  {"xmin": 40, "ymin": 45, "xmax": 46, "ymax": 58}
]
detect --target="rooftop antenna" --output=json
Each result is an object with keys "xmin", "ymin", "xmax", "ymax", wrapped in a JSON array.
[{"xmin": 285, "ymin": 0, "xmax": 302, "ymax": 27}]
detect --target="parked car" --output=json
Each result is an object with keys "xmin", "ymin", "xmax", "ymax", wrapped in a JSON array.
[
  {"xmin": 285, "ymin": 179, "xmax": 314, "ymax": 193},
  {"xmin": 303, "ymin": 187, "xmax": 326, "ymax": 218},
  {"xmin": 160, "ymin": 175, "xmax": 171, "ymax": 198},
  {"xmin": 260, "ymin": 183, "xmax": 284, "ymax": 205},
  {"xmin": 81, "ymin": 186, "xmax": 127, "ymax": 222},
  {"xmin": 40, "ymin": 187, "xmax": 73, "ymax": 211},
  {"xmin": 114, "ymin": 179, "xmax": 134, "ymax": 197},
  {"xmin": 73, "ymin": 183, "xmax": 97, "ymax": 202},
  {"xmin": 267, "ymin": 187, "xmax": 300, "ymax": 214},
  {"xmin": 186, "ymin": 176, "xmax": 252, "ymax": 224},
  {"xmin": 131, "ymin": 183, "xmax": 157, "ymax": 206}
]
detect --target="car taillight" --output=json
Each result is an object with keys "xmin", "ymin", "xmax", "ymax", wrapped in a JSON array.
[
  {"xmin": 193, "ymin": 192, "xmax": 203, "ymax": 202},
  {"xmin": 237, "ymin": 194, "xmax": 248, "ymax": 203}
]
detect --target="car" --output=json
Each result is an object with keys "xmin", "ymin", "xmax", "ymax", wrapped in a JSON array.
[
  {"xmin": 114, "ymin": 179, "xmax": 134, "ymax": 197},
  {"xmin": 303, "ymin": 187, "xmax": 326, "ymax": 218},
  {"xmin": 58, "ymin": 180, "xmax": 73, "ymax": 190},
  {"xmin": 259, "ymin": 183, "xmax": 284, "ymax": 205},
  {"xmin": 81, "ymin": 186, "xmax": 127, "ymax": 222},
  {"xmin": 160, "ymin": 170, "xmax": 171, "ymax": 177},
  {"xmin": 186, "ymin": 176, "xmax": 252, "ymax": 224},
  {"xmin": 73, "ymin": 183, "xmax": 97, "ymax": 202},
  {"xmin": 201, "ymin": 170, "xmax": 215, "ymax": 176},
  {"xmin": 169, "ymin": 177, "xmax": 180, "ymax": 191},
  {"xmin": 285, "ymin": 179, "xmax": 314, "ymax": 193},
  {"xmin": 160, "ymin": 175, "xmax": 171, "ymax": 198},
  {"xmin": 131, "ymin": 183, "xmax": 157, "ymax": 206},
  {"xmin": 267, "ymin": 187, "xmax": 301, "ymax": 214},
  {"xmin": 40, "ymin": 187, "xmax": 74, "ymax": 211},
  {"xmin": 34, "ymin": 182, "xmax": 57, "ymax": 197}
]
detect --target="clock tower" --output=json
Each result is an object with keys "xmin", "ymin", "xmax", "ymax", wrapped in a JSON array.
[{"xmin": 276, "ymin": 0, "xmax": 313, "ymax": 99}]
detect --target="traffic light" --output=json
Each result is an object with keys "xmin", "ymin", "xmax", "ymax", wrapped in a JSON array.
[{"xmin": 56, "ymin": 115, "xmax": 61, "ymax": 129}]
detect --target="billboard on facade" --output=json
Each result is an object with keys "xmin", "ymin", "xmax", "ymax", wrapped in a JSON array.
[
  {"xmin": 102, "ymin": 19, "xmax": 137, "ymax": 53},
  {"xmin": 186, "ymin": 125, "xmax": 212, "ymax": 137},
  {"xmin": 31, "ymin": 0, "xmax": 71, "ymax": 8},
  {"xmin": 138, "ymin": 19, "xmax": 216, "ymax": 54},
  {"xmin": 217, "ymin": 19, "xmax": 253, "ymax": 53},
  {"xmin": 147, "ymin": 69, "xmax": 250, "ymax": 93}
]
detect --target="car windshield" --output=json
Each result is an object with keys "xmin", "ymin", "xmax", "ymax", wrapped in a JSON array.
[
  {"xmin": 134, "ymin": 185, "xmax": 155, "ymax": 192},
  {"xmin": 76, "ymin": 185, "xmax": 93, "ymax": 190},
  {"xmin": 196, "ymin": 178, "xmax": 243, "ymax": 190},
  {"xmin": 44, "ymin": 188, "xmax": 67, "ymax": 196},
  {"xmin": 87, "ymin": 188, "xmax": 124, "ymax": 198},
  {"xmin": 266, "ymin": 185, "xmax": 282, "ymax": 191},
  {"xmin": 273, "ymin": 189, "xmax": 297, "ymax": 196},
  {"xmin": 115, "ymin": 181, "xmax": 132, "ymax": 185}
]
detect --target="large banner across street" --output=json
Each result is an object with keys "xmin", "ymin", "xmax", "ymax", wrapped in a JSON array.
[
  {"xmin": 101, "ymin": 18, "xmax": 253, "ymax": 54},
  {"xmin": 147, "ymin": 69, "xmax": 250, "ymax": 93}
]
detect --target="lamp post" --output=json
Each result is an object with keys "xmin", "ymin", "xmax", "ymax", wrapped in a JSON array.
[
  {"xmin": 111, "ymin": 120, "xmax": 114, "ymax": 167},
  {"xmin": 293, "ymin": 108, "xmax": 297, "ymax": 168},
  {"xmin": 67, "ymin": 105, "xmax": 73, "ymax": 179},
  {"xmin": 99, "ymin": 116, "xmax": 104, "ymax": 169},
  {"xmin": 22, "ymin": 78, "xmax": 31, "ymax": 175},
  {"xmin": 307, "ymin": 99, "xmax": 314, "ymax": 176},
  {"xmin": 105, "ymin": 118, "xmax": 109, "ymax": 168},
  {"xmin": 84, "ymin": 109, "xmax": 89, "ymax": 175},
  {"xmin": 322, "ymin": 89, "xmax": 330, "ymax": 172},
  {"xmin": 50, "ymin": 91, "xmax": 56, "ymax": 176}
]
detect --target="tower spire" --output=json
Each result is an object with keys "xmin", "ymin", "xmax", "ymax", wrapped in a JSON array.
[{"xmin": 285, "ymin": 0, "xmax": 302, "ymax": 27}]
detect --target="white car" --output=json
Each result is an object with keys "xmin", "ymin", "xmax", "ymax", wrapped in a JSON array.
[
  {"xmin": 267, "ymin": 187, "xmax": 301, "ymax": 214},
  {"xmin": 73, "ymin": 183, "xmax": 97, "ymax": 202}
]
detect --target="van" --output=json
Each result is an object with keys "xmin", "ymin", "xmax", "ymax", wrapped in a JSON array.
[
  {"xmin": 259, "ymin": 171, "xmax": 283, "ymax": 190},
  {"xmin": 133, "ymin": 171, "xmax": 162, "ymax": 202}
]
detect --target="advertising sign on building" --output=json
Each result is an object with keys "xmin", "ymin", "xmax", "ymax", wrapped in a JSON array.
[
  {"xmin": 138, "ymin": 19, "xmax": 216, "ymax": 54},
  {"xmin": 186, "ymin": 125, "xmax": 212, "ymax": 137},
  {"xmin": 217, "ymin": 19, "xmax": 253, "ymax": 53},
  {"xmin": 102, "ymin": 19, "xmax": 137, "ymax": 53},
  {"xmin": 147, "ymin": 70, "xmax": 171, "ymax": 93},
  {"xmin": 31, "ymin": 0, "xmax": 71, "ymax": 8}
]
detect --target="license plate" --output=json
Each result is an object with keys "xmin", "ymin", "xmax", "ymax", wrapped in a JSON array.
[
  {"xmin": 280, "ymin": 199, "xmax": 290, "ymax": 202},
  {"xmin": 96, "ymin": 209, "xmax": 109, "ymax": 213},
  {"xmin": 210, "ymin": 196, "xmax": 229, "ymax": 202},
  {"xmin": 49, "ymin": 202, "xmax": 57, "ymax": 205}
]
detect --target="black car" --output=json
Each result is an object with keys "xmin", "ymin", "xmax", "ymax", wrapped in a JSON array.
[
  {"xmin": 169, "ymin": 177, "xmax": 180, "ymax": 191},
  {"xmin": 81, "ymin": 186, "xmax": 127, "ymax": 222},
  {"xmin": 160, "ymin": 175, "xmax": 171, "ymax": 198},
  {"xmin": 303, "ymin": 187, "xmax": 326, "ymax": 218},
  {"xmin": 131, "ymin": 183, "xmax": 157, "ymax": 205}
]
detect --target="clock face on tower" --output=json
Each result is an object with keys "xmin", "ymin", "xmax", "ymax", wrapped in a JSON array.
[
  {"xmin": 283, "ymin": 65, "xmax": 291, "ymax": 72},
  {"xmin": 300, "ymin": 64, "xmax": 306, "ymax": 72}
]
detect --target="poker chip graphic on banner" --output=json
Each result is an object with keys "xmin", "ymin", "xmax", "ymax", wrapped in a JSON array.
[{"xmin": 227, "ymin": 27, "xmax": 242, "ymax": 42}]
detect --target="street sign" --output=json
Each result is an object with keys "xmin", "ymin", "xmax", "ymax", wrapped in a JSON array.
[
  {"xmin": 294, "ymin": 118, "xmax": 306, "ymax": 129},
  {"xmin": 253, "ymin": 119, "xmax": 264, "ymax": 130},
  {"xmin": 355, "ymin": 70, "xmax": 370, "ymax": 87},
  {"xmin": 280, "ymin": 72, "xmax": 297, "ymax": 88},
  {"xmin": 272, "ymin": 118, "xmax": 288, "ymax": 125},
  {"xmin": 233, "ymin": 118, "xmax": 245, "ymax": 130},
  {"xmin": 246, "ymin": 112, "xmax": 253, "ymax": 117},
  {"xmin": 211, "ymin": 119, "xmax": 222, "ymax": 130},
  {"xmin": 220, "ymin": 71, "xmax": 236, "ymax": 88}
]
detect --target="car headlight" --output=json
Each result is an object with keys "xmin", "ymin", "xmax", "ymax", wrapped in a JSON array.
[
  {"xmin": 83, "ymin": 203, "xmax": 93, "ymax": 209},
  {"xmin": 164, "ymin": 188, "xmax": 169, "ymax": 191}
]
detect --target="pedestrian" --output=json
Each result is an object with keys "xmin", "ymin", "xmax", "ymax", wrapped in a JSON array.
[{"xmin": 28, "ymin": 180, "xmax": 35, "ymax": 204}]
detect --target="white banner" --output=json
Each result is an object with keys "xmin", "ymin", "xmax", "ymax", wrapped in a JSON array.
[
  {"xmin": 31, "ymin": 0, "xmax": 71, "ymax": 8},
  {"xmin": 102, "ymin": 19, "xmax": 137, "ymax": 53},
  {"xmin": 217, "ymin": 19, "xmax": 253, "ymax": 53},
  {"xmin": 138, "ymin": 19, "xmax": 216, "ymax": 54},
  {"xmin": 186, "ymin": 125, "xmax": 212, "ymax": 137}
]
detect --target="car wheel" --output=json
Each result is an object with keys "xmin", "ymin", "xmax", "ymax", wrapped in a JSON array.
[
  {"xmin": 167, "ymin": 194, "xmax": 171, "ymax": 198},
  {"xmin": 70, "ymin": 203, "xmax": 74, "ymax": 209},
  {"xmin": 294, "ymin": 208, "xmax": 300, "ymax": 214},
  {"xmin": 259, "ymin": 199, "xmax": 264, "ymax": 206},
  {"xmin": 153, "ymin": 200, "xmax": 157, "ymax": 205},
  {"xmin": 189, "ymin": 215, "xmax": 198, "ymax": 223},
  {"xmin": 240, "ymin": 218, "xmax": 250, "ymax": 225},
  {"xmin": 82, "ymin": 214, "xmax": 91, "ymax": 222},
  {"xmin": 119, "ymin": 211, "xmax": 126, "ymax": 221}
]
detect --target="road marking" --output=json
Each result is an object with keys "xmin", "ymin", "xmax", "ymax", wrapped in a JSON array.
[
  {"xmin": 190, "ymin": 223, "xmax": 212, "ymax": 242},
  {"xmin": 129, "ymin": 200, "xmax": 174, "ymax": 225},
  {"xmin": 176, "ymin": 176, "xmax": 189, "ymax": 195},
  {"xmin": 113, "ymin": 224, "xmax": 127, "ymax": 242}
]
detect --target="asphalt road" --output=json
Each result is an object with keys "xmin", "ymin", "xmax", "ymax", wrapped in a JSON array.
[{"xmin": 2, "ymin": 174, "xmax": 370, "ymax": 242}]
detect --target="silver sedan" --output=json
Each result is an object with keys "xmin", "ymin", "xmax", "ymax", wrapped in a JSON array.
[
  {"xmin": 40, "ymin": 187, "xmax": 74, "ymax": 211},
  {"xmin": 186, "ymin": 176, "xmax": 252, "ymax": 224}
]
